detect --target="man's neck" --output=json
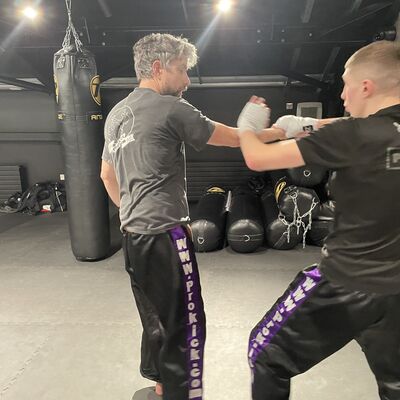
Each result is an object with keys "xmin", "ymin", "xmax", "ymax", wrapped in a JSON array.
[
  {"xmin": 365, "ymin": 96, "xmax": 400, "ymax": 117},
  {"xmin": 138, "ymin": 79, "xmax": 160, "ymax": 94}
]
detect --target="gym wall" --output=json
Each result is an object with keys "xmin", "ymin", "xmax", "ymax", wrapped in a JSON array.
[
  {"xmin": 0, "ymin": 90, "xmax": 62, "ymax": 188},
  {"xmin": 0, "ymin": 85, "xmax": 321, "ymax": 191}
]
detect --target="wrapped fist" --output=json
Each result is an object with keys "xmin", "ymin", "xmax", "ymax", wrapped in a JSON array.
[
  {"xmin": 274, "ymin": 115, "xmax": 319, "ymax": 139},
  {"xmin": 237, "ymin": 102, "xmax": 271, "ymax": 134}
]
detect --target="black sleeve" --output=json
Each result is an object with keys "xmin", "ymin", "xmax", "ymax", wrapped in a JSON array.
[
  {"xmin": 167, "ymin": 98, "xmax": 215, "ymax": 152},
  {"xmin": 296, "ymin": 118, "xmax": 360, "ymax": 169}
]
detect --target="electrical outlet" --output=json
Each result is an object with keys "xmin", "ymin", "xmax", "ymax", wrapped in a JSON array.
[{"xmin": 59, "ymin": 174, "xmax": 65, "ymax": 181}]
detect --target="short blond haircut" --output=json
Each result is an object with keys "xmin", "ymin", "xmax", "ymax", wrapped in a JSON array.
[
  {"xmin": 345, "ymin": 40, "xmax": 400, "ymax": 92},
  {"xmin": 133, "ymin": 33, "xmax": 198, "ymax": 81}
]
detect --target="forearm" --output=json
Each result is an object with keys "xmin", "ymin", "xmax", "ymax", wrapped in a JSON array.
[
  {"xmin": 258, "ymin": 127, "xmax": 285, "ymax": 143},
  {"xmin": 207, "ymin": 122, "xmax": 240, "ymax": 147},
  {"xmin": 102, "ymin": 178, "xmax": 120, "ymax": 207},
  {"xmin": 316, "ymin": 117, "xmax": 344, "ymax": 129},
  {"xmin": 240, "ymin": 131, "xmax": 305, "ymax": 171}
]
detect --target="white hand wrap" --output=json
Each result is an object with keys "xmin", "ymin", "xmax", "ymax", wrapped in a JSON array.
[
  {"xmin": 237, "ymin": 102, "xmax": 271, "ymax": 134},
  {"xmin": 274, "ymin": 115, "xmax": 319, "ymax": 138}
]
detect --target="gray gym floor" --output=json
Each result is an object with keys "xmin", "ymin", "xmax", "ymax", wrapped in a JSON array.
[{"xmin": 0, "ymin": 212, "xmax": 378, "ymax": 400}]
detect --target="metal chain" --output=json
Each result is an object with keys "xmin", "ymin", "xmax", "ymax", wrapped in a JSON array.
[
  {"xmin": 279, "ymin": 189, "xmax": 318, "ymax": 248},
  {"xmin": 62, "ymin": 0, "xmax": 83, "ymax": 52}
]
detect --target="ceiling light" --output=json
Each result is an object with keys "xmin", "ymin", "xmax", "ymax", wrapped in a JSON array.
[
  {"xmin": 217, "ymin": 0, "xmax": 232, "ymax": 13},
  {"xmin": 22, "ymin": 6, "xmax": 39, "ymax": 20}
]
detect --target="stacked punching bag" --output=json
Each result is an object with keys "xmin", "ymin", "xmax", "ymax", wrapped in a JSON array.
[
  {"xmin": 226, "ymin": 189, "xmax": 265, "ymax": 253},
  {"xmin": 191, "ymin": 187, "xmax": 228, "ymax": 252},
  {"xmin": 261, "ymin": 189, "xmax": 303, "ymax": 250},
  {"xmin": 190, "ymin": 165, "xmax": 335, "ymax": 254},
  {"xmin": 286, "ymin": 164, "xmax": 327, "ymax": 188},
  {"xmin": 307, "ymin": 171, "xmax": 336, "ymax": 246},
  {"xmin": 54, "ymin": 7, "xmax": 110, "ymax": 260}
]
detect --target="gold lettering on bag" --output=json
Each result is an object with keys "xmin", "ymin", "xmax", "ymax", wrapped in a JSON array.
[
  {"xmin": 90, "ymin": 75, "xmax": 101, "ymax": 106},
  {"xmin": 54, "ymin": 75, "xmax": 59, "ymax": 104}
]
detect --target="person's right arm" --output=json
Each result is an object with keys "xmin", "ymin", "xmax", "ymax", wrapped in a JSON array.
[
  {"xmin": 206, "ymin": 123, "xmax": 286, "ymax": 147},
  {"xmin": 100, "ymin": 160, "xmax": 120, "ymax": 207},
  {"xmin": 206, "ymin": 122, "xmax": 240, "ymax": 147},
  {"xmin": 273, "ymin": 115, "xmax": 346, "ymax": 138}
]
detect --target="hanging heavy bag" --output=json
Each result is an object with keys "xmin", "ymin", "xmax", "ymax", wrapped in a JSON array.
[
  {"xmin": 190, "ymin": 187, "xmax": 228, "ymax": 252},
  {"xmin": 226, "ymin": 190, "xmax": 264, "ymax": 253},
  {"xmin": 287, "ymin": 164, "xmax": 328, "ymax": 188},
  {"xmin": 53, "ymin": 2, "xmax": 110, "ymax": 261},
  {"xmin": 261, "ymin": 189, "xmax": 302, "ymax": 250}
]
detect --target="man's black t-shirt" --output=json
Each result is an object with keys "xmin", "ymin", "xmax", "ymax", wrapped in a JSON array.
[{"xmin": 297, "ymin": 105, "xmax": 400, "ymax": 294}]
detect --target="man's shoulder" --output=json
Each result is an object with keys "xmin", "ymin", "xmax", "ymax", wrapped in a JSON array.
[
  {"xmin": 107, "ymin": 95, "xmax": 130, "ymax": 117},
  {"xmin": 314, "ymin": 117, "xmax": 358, "ymax": 136}
]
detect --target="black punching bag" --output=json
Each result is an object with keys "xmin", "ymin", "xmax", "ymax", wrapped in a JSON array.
[
  {"xmin": 191, "ymin": 187, "xmax": 227, "ymax": 252},
  {"xmin": 287, "ymin": 165, "xmax": 327, "ymax": 188},
  {"xmin": 54, "ymin": 15, "xmax": 110, "ymax": 260},
  {"xmin": 226, "ymin": 191, "xmax": 264, "ymax": 253},
  {"xmin": 261, "ymin": 190, "xmax": 302, "ymax": 250}
]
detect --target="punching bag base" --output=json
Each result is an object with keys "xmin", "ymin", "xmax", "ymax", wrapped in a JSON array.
[{"xmin": 132, "ymin": 387, "xmax": 161, "ymax": 400}]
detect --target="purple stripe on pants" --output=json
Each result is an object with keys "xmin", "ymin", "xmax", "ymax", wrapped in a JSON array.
[
  {"xmin": 169, "ymin": 226, "xmax": 205, "ymax": 400},
  {"xmin": 248, "ymin": 266, "xmax": 323, "ymax": 374}
]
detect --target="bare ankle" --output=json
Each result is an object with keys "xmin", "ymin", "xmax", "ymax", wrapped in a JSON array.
[{"xmin": 155, "ymin": 382, "xmax": 163, "ymax": 396}]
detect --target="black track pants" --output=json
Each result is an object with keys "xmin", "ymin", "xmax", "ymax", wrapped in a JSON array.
[
  {"xmin": 122, "ymin": 226, "xmax": 206, "ymax": 400},
  {"xmin": 249, "ymin": 265, "xmax": 400, "ymax": 400}
]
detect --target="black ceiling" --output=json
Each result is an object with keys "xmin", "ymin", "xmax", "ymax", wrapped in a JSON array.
[{"xmin": 0, "ymin": 0, "xmax": 399, "ymax": 92}]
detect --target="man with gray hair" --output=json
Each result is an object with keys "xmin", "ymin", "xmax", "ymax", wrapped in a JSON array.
[{"xmin": 101, "ymin": 33, "xmax": 284, "ymax": 400}]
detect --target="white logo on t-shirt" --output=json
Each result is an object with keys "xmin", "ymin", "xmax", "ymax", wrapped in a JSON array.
[
  {"xmin": 394, "ymin": 122, "xmax": 400, "ymax": 133},
  {"xmin": 106, "ymin": 105, "xmax": 136, "ymax": 154}
]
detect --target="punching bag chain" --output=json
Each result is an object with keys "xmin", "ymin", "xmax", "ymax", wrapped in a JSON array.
[{"xmin": 62, "ymin": 0, "xmax": 83, "ymax": 52}]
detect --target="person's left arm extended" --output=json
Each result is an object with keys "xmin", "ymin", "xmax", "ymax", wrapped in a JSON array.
[{"xmin": 239, "ymin": 132, "xmax": 305, "ymax": 171}]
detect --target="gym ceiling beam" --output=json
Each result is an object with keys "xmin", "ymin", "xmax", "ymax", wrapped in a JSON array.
[
  {"xmin": 281, "ymin": 70, "xmax": 331, "ymax": 91},
  {"xmin": 321, "ymin": 46, "xmax": 341, "ymax": 83},
  {"xmin": 320, "ymin": 2, "xmax": 393, "ymax": 38},
  {"xmin": 301, "ymin": 0, "xmax": 316, "ymax": 24},
  {"xmin": 181, "ymin": 0, "xmax": 190, "ymax": 25},
  {"xmin": 285, "ymin": 46, "xmax": 302, "ymax": 88},
  {"xmin": 0, "ymin": 75, "xmax": 51, "ymax": 93},
  {"xmin": 180, "ymin": 0, "xmax": 203, "ymax": 84},
  {"xmin": 16, "ymin": 52, "xmax": 54, "ymax": 92},
  {"xmin": 96, "ymin": 0, "xmax": 112, "ymax": 18},
  {"xmin": 348, "ymin": 0, "xmax": 364, "ymax": 15}
]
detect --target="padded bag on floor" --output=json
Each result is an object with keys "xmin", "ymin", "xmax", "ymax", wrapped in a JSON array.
[
  {"xmin": 324, "ymin": 171, "xmax": 336, "ymax": 200},
  {"xmin": 287, "ymin": 164, "xmax": 327, "ymax": 188},
  {"xmin": 315, "ymin": 200, "xmax": 336, "ymax": 221},
  {"xmin": 275, "ymin": 177, "xmax": 320, "ymax": 222},
  {"xmin": 191, "ymin": 187, "xmax": 227, "ymax": 252},
  {"xmin": 227, "ymin": 191, "xmax": 264, "ymax": 253},
  {"xmin": 54, "ymin": 8, "xmax": 109, "ymax": 260},
  {"xmin": 261, "ymin": 190, "xmax": 302, "ymax": 250},
  {"xmin": 307, "ymin": 219, "xmax": 334, "ymax": 247}
]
